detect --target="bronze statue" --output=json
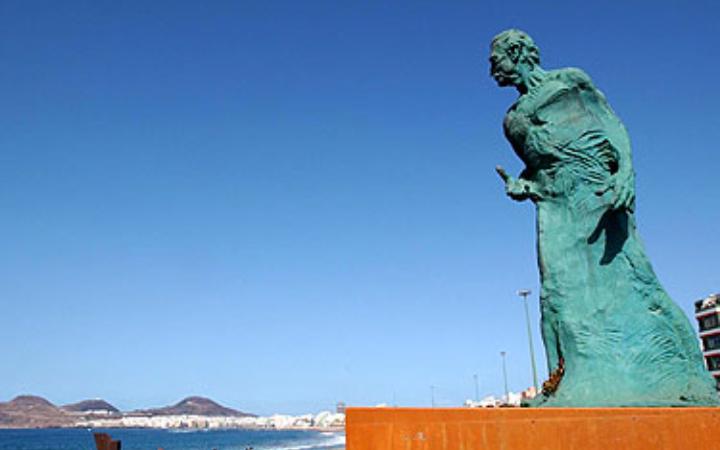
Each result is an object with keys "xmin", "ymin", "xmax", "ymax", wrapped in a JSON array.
[{"xmin": 491, "ymin": 29, "xmax": 717, "ymax": 406}]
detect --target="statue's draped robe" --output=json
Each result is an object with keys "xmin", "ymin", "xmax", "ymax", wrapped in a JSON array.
[{"xmin": 504, "ymin": 68, "xmax": 717, "ymax": 406}]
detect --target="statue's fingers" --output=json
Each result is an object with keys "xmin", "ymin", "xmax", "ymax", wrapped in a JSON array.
[
  {"xmin": 613, "ymin": 187, "xmax": 632, "ymax": 211},
  {"xmin": 612, "ymin": 190, "xmax": 624, "ymax": 210},
  {"xmin": 495, "ymin": 165, "xmax": 510, "ymax": 182},
  {"xmin": 622, "ymin": 191, "xmax": 636, "ymax": 212}
]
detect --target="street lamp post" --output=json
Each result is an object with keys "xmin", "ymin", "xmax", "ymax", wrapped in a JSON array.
[
  {"xmin": 473, "ymin": 373, "xmax": 479, "ymax": 402},
  {"xmin": 518, "ymin": 289, "xmax": 539, "ymax": 392},
  {"xmin": 430, "ymin": 385, "xmax": 436, "ymax": 408},
  {"xmin": 500, "ymin": 351, "xmax": 509, "ymax": 403}
]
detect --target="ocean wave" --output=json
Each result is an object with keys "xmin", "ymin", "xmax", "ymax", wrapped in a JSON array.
[
  {"xmin": 167, "ymin": 428, "xmax": 210, "ymax": 433},
  {"xmin": 264, "ymin": 433, "xmax": 345, "ymax": 450}
]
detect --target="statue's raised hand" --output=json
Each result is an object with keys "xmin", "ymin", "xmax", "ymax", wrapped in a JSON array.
[{"xmin": 496, "ymin": 165, "xmax": 540, "ymax": 202}]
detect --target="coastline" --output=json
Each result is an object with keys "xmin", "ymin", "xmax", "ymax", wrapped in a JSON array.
[
  {"xmin": 0, "ymin": 425, "xmax": 345, "ymax": 431},
  {"xmin": 0, "ymin": 396, "xmax": 345, "ymax": 431},
  {"xmin": 75, "ymin": 412, "xmax": 345, "ymax": 430},
  {"xmin": 0, "ymin": 414, "xmax": 346, "ymax": 431}
]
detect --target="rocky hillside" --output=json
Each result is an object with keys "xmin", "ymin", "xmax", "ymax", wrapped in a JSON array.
[
  {"xmin": 136, "ymin": 396, "xmax": 255, "ymax": 417},
  {"xmin": 0, "ymin": 395, "xmax": 74, "ymax": 428},
  {"xmin": 0, "ymin": 395, "xmax": 256, "ymax": 428}
]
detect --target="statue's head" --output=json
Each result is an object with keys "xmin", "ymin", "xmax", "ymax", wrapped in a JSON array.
[{"xmin": 490, "ymin": 29, "xmax": 540, "ymax": 87}]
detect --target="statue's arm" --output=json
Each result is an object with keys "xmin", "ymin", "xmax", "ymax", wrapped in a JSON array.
[
  {"xmin": 605, "ymin": 137, "xmax": 636, "ymax": 211},
  {"xmin": 537, "ymin": 69, "xmax": 636, "ymax": 211},
  {"xmin": 600, "ymin": 112, "xmax": 636, "ymax": 212},
  {"xmin": 567, "ymin": 68, "xmax": 636, "ymax": 211}
]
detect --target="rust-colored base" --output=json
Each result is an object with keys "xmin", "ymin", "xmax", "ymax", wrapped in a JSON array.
[{"xmin": 346, "ymin": 407, "xmax": 720, "ymax": 449}]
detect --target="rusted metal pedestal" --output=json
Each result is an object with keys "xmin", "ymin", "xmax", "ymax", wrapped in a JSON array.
[
  {"xmin": 93, "ymin": 432, "xmax": 121, "ymax": 450},
  {"xmin": 346, "ymin": 407, "xmax": 720, "ymax": 450}
]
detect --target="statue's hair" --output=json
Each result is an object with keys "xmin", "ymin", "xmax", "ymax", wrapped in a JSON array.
[{"xmin": 492, "ymin": 29, "xmax": 540, "ymax": 66}]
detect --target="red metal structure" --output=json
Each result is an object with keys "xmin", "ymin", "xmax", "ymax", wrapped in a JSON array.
[{"xmin": 346, "ymin": 407, "xmax": 720, "ymax": 450}]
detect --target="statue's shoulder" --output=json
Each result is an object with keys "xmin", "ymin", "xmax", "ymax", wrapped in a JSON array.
[
  {"xmin": 531, "ymin": 69, "xmax": 599, "ymax": 116},
  {"xmin": 530, "ymin": 69, "xmax": 588, "ymax": 109},
  {"xmin": 548, "ymin": 67, "xmax": 594, "ymax": 89}
]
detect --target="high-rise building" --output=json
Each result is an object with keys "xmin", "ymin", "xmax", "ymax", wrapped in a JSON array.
[{"xmin": 694, "ymin": 293, "xmax": 720, "ymax": 390}]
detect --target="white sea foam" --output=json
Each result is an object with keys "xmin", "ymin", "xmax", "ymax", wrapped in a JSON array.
[
  {"xmin": 262, "ymin": 433, "xmax": 345, "ymax": 450},
  {"xmin": 167, "ymin": 428, "xmax": 210, "ymax": 433}
]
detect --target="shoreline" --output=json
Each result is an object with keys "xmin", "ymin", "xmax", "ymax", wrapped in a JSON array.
[{"xmin": 0, "ymin": 425, "xmax": 345, "ymax": 432}]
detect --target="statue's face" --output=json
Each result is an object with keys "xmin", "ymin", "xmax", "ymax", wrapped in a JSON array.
[{"xmin": 489, "ymin": 44, "xmax": 519, "ymax": 87}]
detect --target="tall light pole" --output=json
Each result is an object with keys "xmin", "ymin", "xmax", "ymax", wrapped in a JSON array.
[
  {"xmin": 500, "ymin": 351, "xmax": 509, "ymax": 403},
  {"xmin": 430, "ymin": 385, "xmax": 436, "ymax": 407},
  {"xmin": 473, "ymin": 373, "xmax": 479, "ymax": 402},
  {"xmin": 518, "ymin": 289, "xmax": 539, "ymax": 392}
]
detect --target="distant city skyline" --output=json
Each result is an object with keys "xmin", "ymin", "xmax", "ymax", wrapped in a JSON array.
[{"xmin": 0, "ymin": 1, "xmax": 718, "ymax": 415}]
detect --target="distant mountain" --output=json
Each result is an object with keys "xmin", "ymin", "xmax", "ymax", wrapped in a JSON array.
[
  {"xmin": 0, "ymin": 394, "xmax": 257, "ymax": 428},
  {"xmin": 0, "ymin": 395, "xmax": 73, "ymax": 428},
  {"xmin": 5, "ymin": 395, "xmax": 57, "ymax": 411},
  {"xmin": 138, "ymin": 396, "xmax": 255, "ymax": 417},
  {"xmin": 62, "ymin": 399, "xmax": 120, "ymax": 415}
]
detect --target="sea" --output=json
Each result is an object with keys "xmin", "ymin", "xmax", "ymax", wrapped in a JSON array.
[{"xmin": 0, "ymin": 428, "xmax": 345, "ymax": 450}]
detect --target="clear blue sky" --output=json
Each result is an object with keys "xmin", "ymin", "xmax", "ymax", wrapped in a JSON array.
[{"xmin": 0, "ymin": 0, "xmax": 718, "ymax": 415}]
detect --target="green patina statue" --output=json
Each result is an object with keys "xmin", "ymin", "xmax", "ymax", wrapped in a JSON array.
[{"xmin": 490, "ymin": 29, "xmax": 718, "ymax": 406}]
